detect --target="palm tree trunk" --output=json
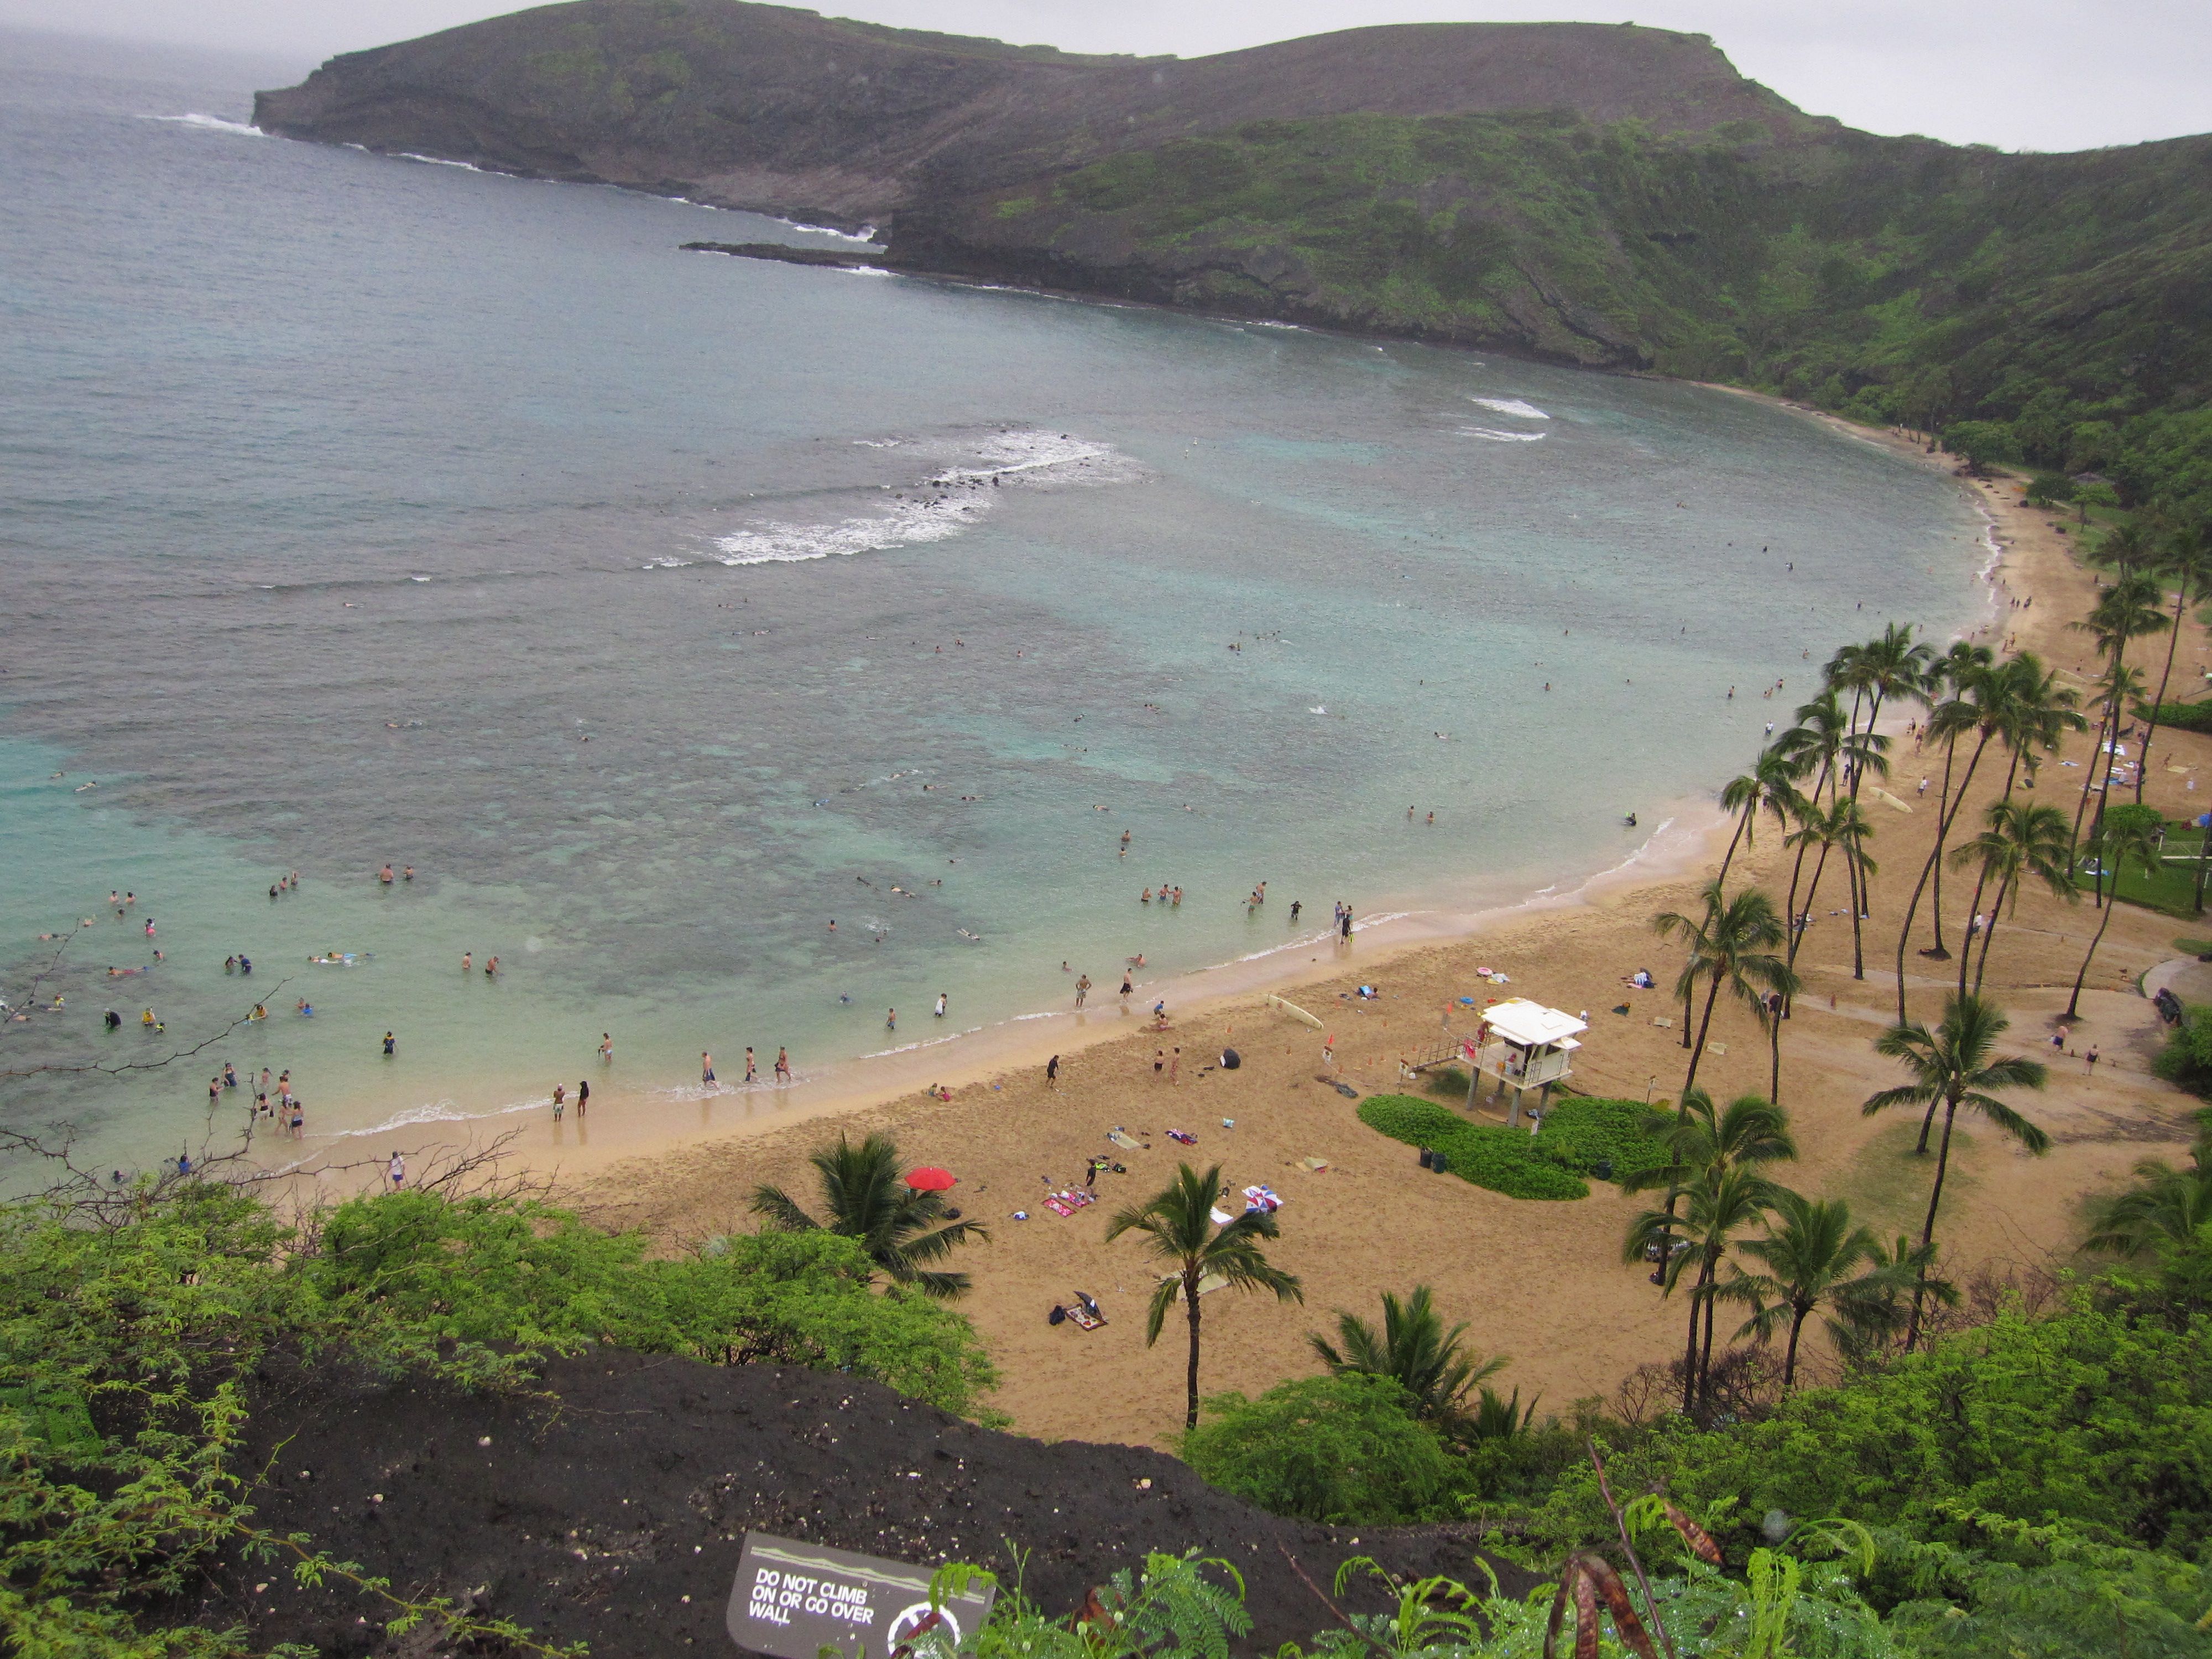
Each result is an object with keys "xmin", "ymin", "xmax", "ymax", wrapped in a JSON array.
[
  {"xmin": 1182, "ymin": 1273, "xmax": 1204, "ymax": 1431},
  {"xmin": 2065, "ymin": 868, "xmax": 2123, "ymax": 1019},
  {"xmin": 1955, "ymin": 865, "xmax": 1991, "ymax": 1002},
  {"xmin": 2138, "ymin": 582, "xmax": 2189, "ymax": 805},
  {"xmin": 1782, "ymin": 1307, "xmax": 1808, "ymax": 1392},
  {"xmin": 1928, "ymin": 733, "xmax": 1962, "ymax": 958},
  {"xmin": 1907, "ymin": 1098, "xmax": 1960, "ymax": 1352},
  {"xmin": 1698, "ymin": 1274, "xmax": 1720, "ymax": 1411},
  {"xmin": 1896, "ymin": 734, "xmax": 1993, "ymax": 1022},
  {"xmin": 1769, "ymin": 999, "xmax": 1783, "ymax": 1105},
  {"xmin": 2072, "ymin": 692, "xmax": 2114, "ymax": 849},
  {"xmin": 1680, "ymin": 1279, "xmax": 1702, "ymax": 1416},
  {"xmin": 2198, "ymin": 817, "xmax": 2212, "ymax": 918},
  {"xmin": 1683, "ymin": 971, "xmax": 1724, "ymax": 1095},
  {"xmin": 1716, "ymin": 806, "xmax": 1751, "ymax": 889},
  {"xmin": 1971, "ymin": 874, "xmax": 2012, "ymax": 994}
]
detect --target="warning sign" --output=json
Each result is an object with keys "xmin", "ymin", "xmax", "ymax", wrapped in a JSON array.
[{"xmin": 726, "ymin": 1532, "xmax": 997, "ymax": 1659}]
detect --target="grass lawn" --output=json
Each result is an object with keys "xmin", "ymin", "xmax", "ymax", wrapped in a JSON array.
[{"xmin": 2076, "ymin": 836, "xmax": 2211, "ymax": 919}]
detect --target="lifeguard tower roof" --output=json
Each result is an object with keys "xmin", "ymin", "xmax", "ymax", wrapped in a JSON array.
[{"xmin": 1481, "ymin": 998, "xmax": 1587, "ymax": 1048}]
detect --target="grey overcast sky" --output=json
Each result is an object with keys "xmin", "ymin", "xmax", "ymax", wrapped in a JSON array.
[{"xmin": 8, "ymin": 0, "xmax": 2209, "ymax": 153}]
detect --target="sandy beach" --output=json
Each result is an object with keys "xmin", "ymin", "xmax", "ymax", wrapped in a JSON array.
[{"xmin": 556, "ymin": 409, "xmax": 2206, "ymax": 1450}]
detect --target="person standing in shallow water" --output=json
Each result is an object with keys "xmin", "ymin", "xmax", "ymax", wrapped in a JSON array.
[
  {"xmin": 744, "ymin": 1047, "xmax": 757, "ymax": 1083},
  {"xmin": 575, "ymin": 1078, "xmax": 588, "ymax": 1115},
  {"xmin": 774, "ymin": 1047, "xmax": 791, "ymax": 1083}
]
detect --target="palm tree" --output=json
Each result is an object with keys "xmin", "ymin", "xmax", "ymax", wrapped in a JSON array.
[
  {"xmin": 1714, "ymin": 744, "xmax": 1805, "ymax": 889},
  {"xmin": 2084, "ymin": 1111, "xmax": 2212, "ymax": 1256},
  {"xmin": 1106, "ymin": 1163, "xmax": 1302, "ymax": 1429},
  {"xmin": 1947, "ymin": 800, "xmax": 2076, "ymax": 997},
  {"xmin": 1780, "ymin": 796, "xmax": 1872, "ymax": 1030},
  {"xmin": 1308, "ymin": 1285, "xmax": 1505, "ymax": 1423},
  {"xmin": 750, "ymin": 1131, "xmax": 989, "ymax": 1298},
  {"xmin": 1863, "ymin": 994, "xmax": 2049, "ymax": 1347},
  {"xmin": 1892, "ymin": 653, "xmax": 2077, "ymax": 1021},
  {"xmin": 1828, "ymin": 1234, "xmax": 1959, "ymax": 1363},
  {"xmin": 2065, "ymin": 803, "xmax": 2167, "ymax": 1019},
  {"xmin": 1833, "ymin": 625, "xmax": 1927, "ymax": 974},
  {"xmin": 2135, "ymin": 525, "xmax": 2212, "ymax": 803},
  {"xmin": 1623, "ymin": 1086, "xmax": 1797, "ymax": 1199},
  {"xmin": 1625, "ymin": 1162, "xmax": 1783, "ymax": 1417},
  {"xmin": 1722, "ymin": 1190, "xmax": 1891, "ymax": 1391},
  {"xmin": 2077, "ymin": 659, "xmax": 2149, "ymax": 878},
  {"xmin": 2070, "ymin": 572, "xmax": 2168, "ymax": 850},
  {"xmin": 1653, "ymin": 884, "xmax": 1797, "ymax": 1098},
  {"xmin": 1906, "ymin": 644, "xmax": 1995, "ymax": 975}
]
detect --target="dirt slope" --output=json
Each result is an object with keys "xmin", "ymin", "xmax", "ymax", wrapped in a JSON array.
[{"xmin": 169, "ymin": 1350, "xmax": 1533, "ymax": 1656}]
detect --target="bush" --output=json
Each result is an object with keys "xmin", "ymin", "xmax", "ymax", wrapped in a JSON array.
[
  {"xmin": 1357, "ymin": 1095, "xmax": 1587, "ymax": 1199},
  {"xmin": 1357, "ymin": 1094, "xmax": 1671, "ymax": 1200},
  {"xmin": 2148, "ymin": 700, "xmax": 2212, "ymax": 737},
  {"xmin": 2153, "ymin": 1006, "xmax": 2212, "ymax": 1098},
  {"xmin": 1180, "ymin": 1373, "xmax": 1468, "ymax": 1522},
  {"xmin": 1533, "ymin": 1096, "xmax": 1675, "ymax": 1185},
  {"xmin": 306, "ymin": 1192, "xmax": 999, "ymax": 1413}
]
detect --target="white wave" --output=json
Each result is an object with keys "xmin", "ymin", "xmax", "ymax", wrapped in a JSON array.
[
  {"xmin": 1469, "ymin": 397, "xmax": 1549, "ymax": 420},
  {"xmin": 397, "ymin": 152, "xmax": 486, "ymax": 171},
  {"xmin": 1245, "ymin": 320, "xmax": 1306, "ymax": 332},
  {"xmin": 773, "ymin": 219, "xmax": 881, "ymax": 245},
  {"xmin": 641, "ymin": 554, "xmax": 695, "ymax": 569},
  {"xmin": 329, "ymin": 1095, "xmax": 544, "ymax": 1138},
  {"xmin": 407, "ymin": 575, "xmax": 432, "ymax": 583},
  {"xmin": 150, "ymin": 113, "xmax": 263, "ymax": 137},
  {"xmin": 711, "ymin": 429, "xmax": 1136, "ymax": 567},
  {"xmin": 712, "ymin": 497, "xmax": 975, "ymax": 565},
  {"xmin": 1459, "ymin": 426, "xmax": 1548, "ymax": 443}
]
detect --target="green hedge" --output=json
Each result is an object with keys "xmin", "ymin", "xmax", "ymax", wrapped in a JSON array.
[
  {"xmin": 1357, "ymin": 1094, "xmax": 1669, "ymax": 1202},
  {"xmin": 2150, "ymin": 700, "xmax": 2212, "ymax": 736}
]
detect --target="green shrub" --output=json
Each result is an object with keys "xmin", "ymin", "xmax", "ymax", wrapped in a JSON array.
[
  {"xmin": 2149, "ymin": 700, "xmax": 2212, "ymax": 737},
  {"xmin": 1533, "ymin": 1096, "xmax": 1675, "ymax": 1185},
  {"xmin": 1179, "ymin": 1373, "xmax": 1469, "ymax": 1522},
  {"xmin": 2154, "ymin": 1006, "xmax": 2212, "ymax": 1098},
  {"xmin": 1357, "ymin": 1094, "xmax": 1670, "ymax": 1200}
]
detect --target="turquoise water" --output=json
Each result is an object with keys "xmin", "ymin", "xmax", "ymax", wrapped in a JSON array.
[{"xmin": 0, "ymin": 32, "xmax": 1989, "ymax": 1173}]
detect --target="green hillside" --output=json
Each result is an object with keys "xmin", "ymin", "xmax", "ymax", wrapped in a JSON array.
[{"xmin": 900, "ymin": 112, "xmax": 2212, "ymax": 515}]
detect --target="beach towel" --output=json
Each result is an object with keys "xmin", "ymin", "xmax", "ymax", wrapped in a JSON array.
[
  {"xmin": 1067, "ymin": 1303, "xmax": 1105, "ymax": 1331},
  {"xmin": 1107, "ymin": 1129, "xmax": 1144, "ymax": 1150},
  {"xmin": 1651, "ymin": 1016, "xmax": 1673, "ymax": 1029},
  {"xmin": 1209, "ymin": 1207, "xmax": 1235, "ymax": 1226},
  {"xmin": 1298, "ymin": 1157, "xmax": 1330, "ymax": 1173},
  {"xmin": 1167, "ymin": 1128, "xmax": 1197, "ymax": 1145},
  {"xmin": 1331, "ymin": 1082, "xmax": 1359, "ymax": 1099},
  {"xmin": 1044, "ymin": 1195, "xmax": 1077, "ymax": 1218},
  {"xmin": 1708, "ymin": 1042, "xmax": 1728, "ymax": 1056}
]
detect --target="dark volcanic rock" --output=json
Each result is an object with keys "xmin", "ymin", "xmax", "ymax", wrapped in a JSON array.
[
  {"xmin": 174, "ymin": 1351, "xmax": 1533, "ymax": 1657},
  {"xmin": 681, "ymin": 240, "xmax": 888, "ymax": 268}
]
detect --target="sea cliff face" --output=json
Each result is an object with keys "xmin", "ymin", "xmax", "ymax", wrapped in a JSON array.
[{"xmin": 255, "ymin": 0, "xmax": 2212, "ymax": 416}]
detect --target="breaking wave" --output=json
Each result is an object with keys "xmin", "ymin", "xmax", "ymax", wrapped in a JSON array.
[{"xmin": 1468, "ymin": 397, "xmax": 1550, "ymax": 420}]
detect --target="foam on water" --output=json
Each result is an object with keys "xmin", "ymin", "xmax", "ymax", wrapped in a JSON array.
[
  {"xmin": 703, "ymin": 429, "xmax": 1136, "ymax": 566},
  {"xmin": 149, "ymin": 112, "xmax": 263, "ymax": 137},
  {"xmin": 1459, "ymin": 426, "xmax": 1549, "ymax": 442},
  {"xmin": 1469, "ymin": 397, "xmax": 1550, "ymax": 420}
]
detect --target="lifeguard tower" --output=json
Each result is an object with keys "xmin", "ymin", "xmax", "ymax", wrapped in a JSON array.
[{"xmin": 1464, "ymin": 998, "xmax": 1585, "ymax": 1128}]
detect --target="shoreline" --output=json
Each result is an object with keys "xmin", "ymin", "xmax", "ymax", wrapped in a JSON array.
[{"xmin": 207, "ymin": 387, "xmax": 1995, "ymax": 1193}]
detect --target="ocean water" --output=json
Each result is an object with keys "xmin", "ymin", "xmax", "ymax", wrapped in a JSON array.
[{"xmin": 0, "ymin": 31, "xmax": 1990, "ymax": 1174}]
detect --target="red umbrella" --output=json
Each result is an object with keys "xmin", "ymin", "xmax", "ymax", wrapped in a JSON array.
[{"xmin": 905, "ymin": 1166, "xmax": 956, "ymax": 1191}]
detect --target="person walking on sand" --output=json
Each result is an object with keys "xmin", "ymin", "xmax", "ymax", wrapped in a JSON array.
[
  {"xmin": 387, "ymin": 1151, "xmax": 405, "ymax": 1191},
  {"xmin": 1046, "ymin": 1053, "xmax": 1060, "ymax": 1087},
  {"xmin": 2086, "ymin": 1045, "xmax": 2100, "ymax": 1072},
  {"xmin": 1074, "ymin": 973, "xmax": 1091, "ymax": 1009},
  {"xmin": 1169, "ymin": 1047, "xmax": 1181, "ymax": 1084},
  {"xmin": 702, "ymin": 1052, "xmax": 716, "ymax": 1085},
  {"xmin": 1155, "ymin": 1048, "xmax": 1165, "ymax": 1079}
]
